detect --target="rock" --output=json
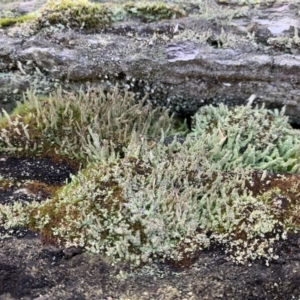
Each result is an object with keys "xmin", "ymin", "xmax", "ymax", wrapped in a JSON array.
[
  {"xmin": 0, "ymin": 232, "xmax": 300, "ymax": 299},
  {"xmin": 0, "ymin": 1, "xmax": 300, "ymax": 123}
]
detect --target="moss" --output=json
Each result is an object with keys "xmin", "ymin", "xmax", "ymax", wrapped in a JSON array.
[
  {"xmin": 25, "ymin": 181, "xmax": 61, "ymax": 200},
  {"xmin": 123, "ymin": 1, "xmax": 186, "ymax": 22},
  {"xmin": 40, "ymin": 0, "xmax": 114, "ymax": 30},
  {"xmin": 37, "ymin": 0, "xmax": 186, "ymax": 31},
  {"xmin": 0, "ymin": 0, "xmax": 187, "ymax": 30},
  {"xmin": 0, "ymin": 13, "xmax": 37, "ymax": 28}
]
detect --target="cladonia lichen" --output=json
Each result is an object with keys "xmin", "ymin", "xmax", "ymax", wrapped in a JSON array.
[
  {"xmin": 0, "ymin": 85, "xmax": 178, "ymax": 167},
  {"xmin": 1, "ymin": 92, "xmax": 300, "ymax": 267},
  {"xmin": 191, "ymin": 103, "xmax": 300, "ymax": 173}
]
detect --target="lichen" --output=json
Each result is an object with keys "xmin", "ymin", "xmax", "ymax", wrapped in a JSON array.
[
  {"xmin": 267, "ymin": 27, "xmax": 300, "ymax": 54},
  {"xmin": 23, "ymin": 127, "xmax": 300, "ymax": 266},
  {"xmin": 1, "ymin": 95, "xmax": 300, "ymax": 267},
  {"xmin": 0, "ymin": 85, "xmax": 178, "ymax": 167},
  {"xmin": 191, "ymin": 103, "xmax": 300, "ymax": 173}
]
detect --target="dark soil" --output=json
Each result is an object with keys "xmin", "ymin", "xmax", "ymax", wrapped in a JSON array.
[{"xmin": 0, "ymin": 156, "xmax": 75, "ymax": 184}]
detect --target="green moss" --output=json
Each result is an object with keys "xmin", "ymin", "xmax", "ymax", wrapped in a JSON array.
[
  {"xmin": 0, "ymin": 0, "xmax": 187, "ymax": 30},
  {"xmin": 0, "ymin": 13, "xmax": 37, "ymax": 28},
  {"xmin": 124, "ymin": 1, "xmax": 186, "ymax": 22},
  {"xmin": 40, "ymin": 0, "xmax": 114, "ymax": 30},
  {"xmin": 37, "ymin": 0, "xmax": 186, "ymax": 30}
]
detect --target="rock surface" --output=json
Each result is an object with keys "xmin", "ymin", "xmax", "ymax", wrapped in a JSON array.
[{"xmin": 1, "ymin": 0, "xmax": 300, "ymax": 123}]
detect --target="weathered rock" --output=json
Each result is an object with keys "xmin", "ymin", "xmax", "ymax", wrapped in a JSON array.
[
  {"xmin": 0, "ymin": 232, "xmax": 300, "ymax": 299},
  {"xmin": 1, "ymin": 1, "xmax": 300, "ymax": 123}
]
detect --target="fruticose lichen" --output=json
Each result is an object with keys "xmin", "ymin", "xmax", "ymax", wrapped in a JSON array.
[
  {"xmin": 267, "ymin": 27, "xmax": 300, "ymax": 54},
  {"xmin": 191, "ymin": 103, "xmax": 300, "ymax": 173},
  {"xmin": 0, "ymin": 85, "xmax": 177, "ymax": 167},
  {"xmin": 1, "ymin": 94, "xmax": 300, "ymax": 267}
]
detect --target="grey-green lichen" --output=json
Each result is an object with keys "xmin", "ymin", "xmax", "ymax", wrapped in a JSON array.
[
  {"xmin": 267, "ymin": 27, "xmax": 300, "ymax": 54},
  {"xmin": 191, "ymin": 103, "xmax": 300, "ymax": 173},
  {"xmin": 1, "ymin": 96, "xmax": 300, "ymax": 267},
  {"xmin": 0, "ymin": 85, "xmax": 179, "ymax": 167}
]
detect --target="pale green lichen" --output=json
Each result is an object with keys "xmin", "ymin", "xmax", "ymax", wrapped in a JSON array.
[
  {"xmin": 173, "ymin": 26, "xmax": 256, "ymax": 49},
  {"xmin": 267, "ymin": 27, "xmax": 300, "ymax": 54},
  {"xmin": 23, "ymin": 131, "xmax": 293, "ymax": 266},
  {"xmin": 191, "ymin": 103, "xmax": 300, "ymax": 173},
  {"xmin": 0, "ymin": 85, "xmax": 179, "ymax": 166},
  {"xmin": 1, "ymin": 98, "xmax": 300, "ymax": 267}
]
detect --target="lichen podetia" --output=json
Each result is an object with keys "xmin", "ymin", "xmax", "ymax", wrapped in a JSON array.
[{"xmin": 1, "ymin": 86, "xmax": 300, "ymax": 268}]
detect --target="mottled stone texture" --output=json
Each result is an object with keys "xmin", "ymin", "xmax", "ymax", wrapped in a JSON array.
[
  {"xmin": 1, "ymin": 1, "xmax": 300, "ymax": 122},
  {"xmin": 1, "ymin": 232, "xmax": 300, "ymax": 299},
  {"xmin": 1, "ymin": 1, "xmax": 300, "ymax": 298}
]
